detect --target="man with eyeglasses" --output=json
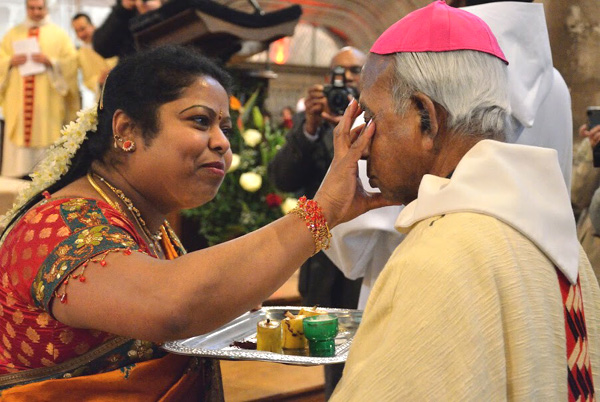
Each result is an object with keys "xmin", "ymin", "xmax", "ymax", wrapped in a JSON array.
[{"xmin": 267, "ymin": 46, "xmax": 366, "ymax": 399}]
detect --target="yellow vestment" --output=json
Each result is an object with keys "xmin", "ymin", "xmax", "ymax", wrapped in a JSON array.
[
  {"xmin": 0, "ymin": 20, "xmax": 78, "ymax": 177},
  {"xmin": 77, "ymin": 45, "xmax": 117, "ymax": 96}
]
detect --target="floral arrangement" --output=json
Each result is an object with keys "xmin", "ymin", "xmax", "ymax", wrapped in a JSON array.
[
  {"xmin": 0, "ymin": 105, "xmax": 98, "ymax": 229},
  {"xmin": 182, "ymin": 90, "xmax": 296, "ymax": 246}
]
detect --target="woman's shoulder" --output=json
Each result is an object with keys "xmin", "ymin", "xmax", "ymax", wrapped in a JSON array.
[{"xmin": 12, "ymin": 196, "xmax": 134, "ymax": 239}]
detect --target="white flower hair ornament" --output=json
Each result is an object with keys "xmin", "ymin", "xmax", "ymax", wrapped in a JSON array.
[{"xmin": 0, "ymin": 104, "xmax": 99, "ymax": 229}]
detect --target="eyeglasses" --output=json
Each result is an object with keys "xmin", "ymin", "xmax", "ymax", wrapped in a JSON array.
[{"xmin": 331, "ymin": 65, "xmax": 362, "ymax": 75}]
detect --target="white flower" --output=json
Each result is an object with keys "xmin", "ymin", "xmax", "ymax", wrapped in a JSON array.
[
  {"xmin": 0, "ymin": 104, "xmax": 99, "ymax": 229},
  {"xmin": 228, "ymin": 154, "xmax": 241, "ymax": 172},
  {"xmin": 241, "ymin": 129, "xmax": 262, "ymax": 148},
  {"xmin": 239, "ymin": 172, "xmax": 262, "ymax": 193},
  {"xmin": 280, "ymin": 197, "xmax": 298, "ymax": 214}
]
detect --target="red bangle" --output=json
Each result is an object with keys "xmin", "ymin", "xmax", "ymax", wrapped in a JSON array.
[{"xmin": 288, "ymin": 196, "xmax": 332, "ymax": 255}]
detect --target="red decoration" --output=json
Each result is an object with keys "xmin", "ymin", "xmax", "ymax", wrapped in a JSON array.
[{"xmin": 265, "ymin": 193, "xmax": 283, "ymax": 207}]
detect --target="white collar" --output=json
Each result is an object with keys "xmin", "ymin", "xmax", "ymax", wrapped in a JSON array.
[
  {"xmin": 395, "ymin": 140, "xmax": 579, "ymax": 284},
  {"xmin": 23, "ymin": 16, "xmax": 50, "ymax": 29}
]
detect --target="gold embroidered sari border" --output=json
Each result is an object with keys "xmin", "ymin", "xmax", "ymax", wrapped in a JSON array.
[{"xmin": 0, "ymin": 336, "xmax": 131, "ymax": 387}]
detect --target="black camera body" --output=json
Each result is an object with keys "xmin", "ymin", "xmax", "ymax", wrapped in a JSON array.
[{"xmin": 323, "ymin": 66, "xmax": 359, "ymax": 116}]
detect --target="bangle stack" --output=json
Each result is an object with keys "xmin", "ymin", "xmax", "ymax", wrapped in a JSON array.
[{"xmin": 288, "ymin": 196, "xmax": 332, "ymax": 255}]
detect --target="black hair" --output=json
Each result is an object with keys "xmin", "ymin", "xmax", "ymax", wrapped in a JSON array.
[
  {"xmin": 72, "ymin": 12, "xmax": 92, "ymax": 24},
  {"xmin": 2, "ymin": 45, "xmax": 232, "ymax": 234}
]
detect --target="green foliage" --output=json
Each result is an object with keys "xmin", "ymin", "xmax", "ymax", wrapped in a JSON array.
[{"xmin": 181, "ymin": 90, "xmax": 291, "ymax": 246}]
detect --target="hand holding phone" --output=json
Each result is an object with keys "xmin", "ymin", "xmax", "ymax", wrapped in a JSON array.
[{"xmin": 588, "ymin": 107, "xmax": 600, "ymax": 167}]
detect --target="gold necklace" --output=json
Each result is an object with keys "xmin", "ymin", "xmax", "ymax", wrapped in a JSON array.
[{"xmin": 86, "ymin": 172, "xmax": 164, "ymax": 254}]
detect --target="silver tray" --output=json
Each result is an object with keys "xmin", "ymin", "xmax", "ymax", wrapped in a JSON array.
[{"xmin": 162, "ymin": 306, "xmax": 362, "ymax": 365}]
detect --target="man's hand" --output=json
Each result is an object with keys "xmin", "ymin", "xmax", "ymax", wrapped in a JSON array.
[
  {"xmin": 10, "ymin": 54, "xmax": 27, "ymax": 67},
  {"xmin": 121, "ymin": 0, "xmax": 137, "ymax": 10},
  {"xmin": 303, "ymin": 84, "xmax": 327, "ymax": 135},
  {"xmin": 31, "ymin": 53, "xmax": 51, "ymax": 67},
  {"xmin": 580, "ymin": 124, "xmax": 600, "ymax": 149},
  {"xmin": 135, "ymin": 0, "xmax": 162, "ymax": 14}
]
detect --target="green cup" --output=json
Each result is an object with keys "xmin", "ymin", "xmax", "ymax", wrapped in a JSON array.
[{"xmin": 303, "ymin": 314, "xmax": 338, "ymax": 357}]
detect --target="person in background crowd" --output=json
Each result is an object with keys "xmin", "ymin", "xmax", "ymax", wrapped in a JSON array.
[
  {"xmin": 329, "ymin": 2, "xmax": 600, "ymax": 399},
  {"xmin": 574, "ymin": 122, "xmax": 600, "ymax": 279},
  {"xmin": 0, "ymin": 0, "xmax": 79, "ymax": 179},
  {"xmin": 268, "ymin": 46, "xmax": 366, "ymax": 399},
  {"xmin": 71, "ymin": 12, "xmax": 118, "ymax": 99},
  {"xmin": 92, "ymin": 0, "xmax": 164, "ymax": 58},
  {"xmin": 280, "ymin": 106, "xmax": 294, "ymax": 129}
]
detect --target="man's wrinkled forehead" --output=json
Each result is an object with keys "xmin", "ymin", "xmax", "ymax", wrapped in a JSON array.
[{"xmin": 360, "ymin": 54, "xmax": 393, "ymax": 94}]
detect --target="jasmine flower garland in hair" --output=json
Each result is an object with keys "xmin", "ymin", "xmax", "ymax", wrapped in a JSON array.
[{"xmin": 0, "ymin": 104, "xmax": 98, "ymax": 229}]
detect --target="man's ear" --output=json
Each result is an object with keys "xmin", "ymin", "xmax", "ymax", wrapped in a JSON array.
[{"xmin": 412, "ymin": 92, "xmax": 440, "ymax": 151}]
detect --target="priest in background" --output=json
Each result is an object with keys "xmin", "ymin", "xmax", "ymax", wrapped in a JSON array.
[
  {"xmin": 71, "ymin": 12, "xmax": 118, "ymax": 100},
  {"xmin": 0, "ymin": 0, "xmax": 79, "ymax": 178}
]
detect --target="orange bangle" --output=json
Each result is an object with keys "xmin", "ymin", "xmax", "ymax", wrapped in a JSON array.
[{"xmin": 288, "ymin": 196, "xmax": 332, "ymax": 255}]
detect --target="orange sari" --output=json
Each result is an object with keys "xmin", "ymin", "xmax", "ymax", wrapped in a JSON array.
[{"xmin": 0, "ymin": 198, "xmax": 223, "ymax": 400}]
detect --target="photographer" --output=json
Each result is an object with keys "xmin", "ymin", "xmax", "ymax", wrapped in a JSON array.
[{"xmin": 267, "ymin": 46, "xmax": 366, "ymax": 399}]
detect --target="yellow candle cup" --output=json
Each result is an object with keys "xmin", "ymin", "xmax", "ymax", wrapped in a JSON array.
[
  {"xmin": 257, "ymin": 319, "xmax": 282, "ymax": 353},
  {"xmin": 282, "ymin": 314, "xmax": 307, "ymax": 349}
]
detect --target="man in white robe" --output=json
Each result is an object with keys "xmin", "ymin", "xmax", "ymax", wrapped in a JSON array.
[
  {"xmin": 0, "ymin": 0, "xmax": 78, "ymax": 178},
  {"xmin": 324, "ymin": 0, "xmax": 572, "ymax": 310},
  {"xmin": 330, "ymin": 2, "xmax": 600, "ymax": 399}
]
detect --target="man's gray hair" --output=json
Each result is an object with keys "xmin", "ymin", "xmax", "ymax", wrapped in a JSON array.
[{"xmin": 390, "ymin": 50, "xmax": 511, "ymax": 141}]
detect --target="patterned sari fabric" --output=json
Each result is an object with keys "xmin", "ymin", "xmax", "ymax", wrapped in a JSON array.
[{"xmin": 0, "ymin": 197, "xmax": 223, "ymax": 399}]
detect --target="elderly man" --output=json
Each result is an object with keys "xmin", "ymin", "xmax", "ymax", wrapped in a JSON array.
[
  {"xmin": 268, "ymin": 46, "xmax": 366, "ymax": 398},
  {"xmin": 330, "ymin": 2, "xmax": 600, "ymax": 400},
  {"xmin": 0, "ymin": 0, "xmax": 78, "ymax": 178},
  {"xmin": 325, "ymin": 0, "xmax": 574, "ymax": 311},
  {"xmin": 71, "ymin": 13, "xmax": 117, "ymax": 98}
]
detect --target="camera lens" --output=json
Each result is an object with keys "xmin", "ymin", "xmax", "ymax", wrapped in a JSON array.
[{"xmin": 328, "ymin": 89, "xmax": 350, "ymax": 116}]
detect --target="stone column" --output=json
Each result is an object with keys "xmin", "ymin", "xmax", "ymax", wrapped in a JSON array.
[{"xmin": 544, "ymin": 0, "xmax": 600, "ymax": 137}]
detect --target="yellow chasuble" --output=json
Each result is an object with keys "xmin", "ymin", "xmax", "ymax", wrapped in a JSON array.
[
  {"xmin": 0, "ymin": 20, "xmax": 78, "ymax": 150},
  {"xmin": 77, "ymin": 45, "xmax": 117, "ymax": 97},
  {"xmin": 331, "ymin": 213, "xmax": 600, "ymax": 401}
]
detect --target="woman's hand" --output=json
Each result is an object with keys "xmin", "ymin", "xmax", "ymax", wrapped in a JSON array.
[{"xmin": 314, "ymin": 99, "xmax": 397, "ymax": 227}]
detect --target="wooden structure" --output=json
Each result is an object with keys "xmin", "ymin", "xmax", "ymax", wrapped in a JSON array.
[{"xmin": 130, "ymin": 0, "xmax": 302, "ymax": 63}]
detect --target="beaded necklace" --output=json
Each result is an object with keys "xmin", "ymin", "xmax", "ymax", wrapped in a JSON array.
[{"xmin": 86, "ymin": 172, "xmax": 165, "ymax": 255}]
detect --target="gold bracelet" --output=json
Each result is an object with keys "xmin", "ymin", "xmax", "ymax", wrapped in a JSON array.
[{"xmin": 288, "ymin": 196, "xmax": 332, "ymax": 255}]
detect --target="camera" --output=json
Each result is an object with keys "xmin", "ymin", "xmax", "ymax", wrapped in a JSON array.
[{"xmin": 323, "ymin": 66, "xmax": 359, "ymax": 116}]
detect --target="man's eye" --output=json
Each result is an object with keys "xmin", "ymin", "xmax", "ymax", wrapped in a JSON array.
[{"xmin": 221, "ymin": 127, "xmax": 233, "ymax": 138}]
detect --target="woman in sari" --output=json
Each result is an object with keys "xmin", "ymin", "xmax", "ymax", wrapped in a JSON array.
[{"xmin": 0, "ymin": 45, "xmax": 385, "ymax": 400}]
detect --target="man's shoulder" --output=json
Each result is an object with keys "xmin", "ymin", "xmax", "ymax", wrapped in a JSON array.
[
  {"xmin": 396, "ymin": 212, "xmax": 517, "ymax": 262},
  {"xmin": 41, "ymin": 22, "xmax": 70, "ymax": 36}
]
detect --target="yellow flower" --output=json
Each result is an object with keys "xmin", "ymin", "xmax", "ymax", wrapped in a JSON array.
[
  {"xmin": 239, "ymin": 172, "xmax": 262, "ymax": 193},
  {"xmin": 242, "ymin": 129, "xmax": 262, "ymax": 148},
  {"xmin": 280, "ymin": 197, "xmax": 299, "ymax": 214},
  {"xmin": 228, "ymin": 154, "xmax": 241, "ymax": 172}
]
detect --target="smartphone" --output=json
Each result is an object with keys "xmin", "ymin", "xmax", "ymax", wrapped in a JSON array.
[
  {"xmin": 590, "ymin": 107, "xmax": 600, "ymax": 167},
  {"xmin": 588, "ymin": 106, "xmax": 600, "ymax": 129}
]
